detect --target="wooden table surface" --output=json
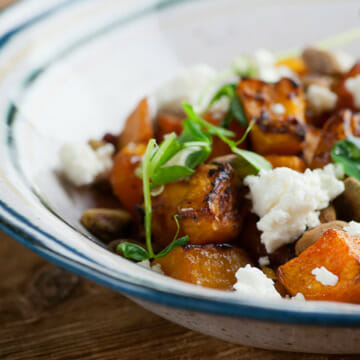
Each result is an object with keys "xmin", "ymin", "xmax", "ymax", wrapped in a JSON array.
[
  {"xmin": 1, "ymin": 1, "xmax": 360, "ymax": 359},
  {"xmin": 1, "ymin": 236, "xmax": 359, "ymax": 360}
]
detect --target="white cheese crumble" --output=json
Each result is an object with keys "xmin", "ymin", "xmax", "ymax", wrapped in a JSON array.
[
  {"xmin": 258, "ymin": 256, "xmax": 270, "ymax": 267},
  {"xmin": 271, "ymin": 103, "xmax": 286, "ymax": 115},
  {"xmin": 306, "ymin": 84, "xmax": 338, "ymax": 114},
  {"xmin": 244, "ymin": 164, "xmax": 345, "ymax": 253},
  {"xmin": 333, "ymin": 50, "xmax": 355, "ymax": 73},
  {"xmin": 59, "ymin": 143, "xmax": 114, "ymax": 186},
  {"xmin": 233, "ymin": 264, "xmax": 281, "ymax": 300},
  {"xmin": 137, "ymin": 260, "xmax": 164, "ymax": 274},
  {"xmin": 311, "ymin": 266, "xmax": 338, "ymax": 286},
  {"xmin": 344, "ymin": 221, "xmax": 360, "ymax": 237},
  {"xmin": 345, "ymin": 74, "xmax": 360, "ymax": 108},
  {"xmin": 253, "ymin": 49, "xmax": 297, "ymax": 83},
  {"xmin": 291, "ymin": 293, "xmax": 306, "ymax": 301},
  {"xmin": 151, "ymin": 64, "xmax": 217, "ymax": 113}
]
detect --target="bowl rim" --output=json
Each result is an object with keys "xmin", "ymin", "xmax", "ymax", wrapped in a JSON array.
[{"xmin": 3, "ymin": 0, "xmax": 360, "ymax": 327}]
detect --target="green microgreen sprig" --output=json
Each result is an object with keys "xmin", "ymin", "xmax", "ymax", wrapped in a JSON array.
[
  {"xmin": 117, "ymin": 102, "xmax": 271, "ymax": 263},
  {"xmin": 331, "ymin": 136, "xmax": 360, "ymax": 181},
  {"xmin": 207, "ymin": 83, "xmax": 247, "ymax": 128}
]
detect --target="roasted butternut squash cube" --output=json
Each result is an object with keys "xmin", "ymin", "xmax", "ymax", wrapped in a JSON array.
[
  {"xmin": 109, "ymin": 143, "xmax": 146, "ymax": 217},
  {"xmin": 177, "ymin": 164, "xmax": 246, "ymax": 245},
  {"xmin": 310, "ymin": 110, "xmax": 360, "ymax": 169},
  {"xmin": 237, "ymin": 78, "xmax": 306, "ymax": 155},
  {"xmin": 265, "ymin": 155, "xmax": 306, "ymax": 172},
  {"xmin": 336, "ymin": 63, "xmax": 360, "ymax": 111},
  {"xmin": 118, "ymin": 98, "xmax": 154, "ymax": 149},
  {"xmin": 275, "ymin": 57, "xmax": 307, "ymax": 75},
  {"xmin": 153, "ymin": 244, "xmax": 252, "ymax": 290},
  {"xmin": 155, "ymin": 112, "xmax": 184, "ymax": 142},
  {"xmin": 152, "ymin": 181, "xmax": 189, "ymax": 247},
  {"xmin": 277, "ymin": 229, "xmax": 360, "ymax": 302}
]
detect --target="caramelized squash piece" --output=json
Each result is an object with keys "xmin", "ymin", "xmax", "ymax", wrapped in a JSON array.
[
  {"xmin": 265, "ymin": 155, "xmax": 306, "ymax": 172},
  {"xmin": 275, "ymin": 57, "xmax": 307, "ymax": 75},
  {"xmin": 118, "ymin": 98, "xmax": 154, "ymax": 149},
  {"xmin": 109, "ymin": 143, "xmax": 146, "ymax": 217},
  {"xmin": 155, "ymin": 112, "xmax": 184, "ymax": 142},
  {"xmin": 336, "ymin": 63, "xmax": 360, "ymax": 111},
  {"xmin": 278, "ymin": 229, "xmax": 360, "ymax": 302},
  {"xmin": 237, "ymin": 78, "xmax": 306, "ymax": 155},
  {"xmin": 152, "ymin": 181, "xmax": 189, "ymax": 247},
  {"xmin": 310, "ymin": 110, "xmax": 360, "ymax": 169},
  {"xmin": 177, "ymin": 164, "xmax": 246, "ymax": 245},
  {"xmin": 153, "ymin": 245, "xmax": 252, "ymax": 290}
]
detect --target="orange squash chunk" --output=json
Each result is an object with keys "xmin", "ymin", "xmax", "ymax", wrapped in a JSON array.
[
  {"xmin": 109, "ymin": 143, "xmax": 146, "ymax": 217},
  {"xmin": 336, "ymin": 62, "xmax": 360, "ymax": 111},
  {"xmin": 118, "ymin": 98, "xmax": 154, "ymax": 149},
  {"xmin": 152, "ymin": 181, "xmax": 189, "ymax": 247},
  {"xmin": 153, "ymin": 245, "xmax": 252, "ymax": 290},
  {"xmin": 265, "ymin": 155, "xmax": 306, "ymax": 172},
  {"xmin": 237, "ymin": 78, "xmax": 306, "ymax": 155},
  {"xmin": 177, "ymin": 164, "xmax": 246, "ymax": 245},
  {"xmin": 155, "ymin": 112, "xmax": 184, "ymax": 142},
  {"xmin": 277, "ymin": 229, "xmax": 360, "ymax": 303},
  {"xmin": 310, "ymin": 110, "xmax": 360, "ymax": 169},
  {"xmin": 275, "ymin": 57, "xmax": 307, "ymax": 75}
]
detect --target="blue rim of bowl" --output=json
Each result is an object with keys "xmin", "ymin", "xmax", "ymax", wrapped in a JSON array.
[{"xmin": 2, "ymin": 0, "xmax": 360, "ymax": 326}]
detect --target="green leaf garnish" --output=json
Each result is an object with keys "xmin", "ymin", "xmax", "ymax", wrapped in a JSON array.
[
  {"xmin": 207, "ymin": 83, "xmax": 247, "ymax": 128},
  {"xmin": 151, "ymin": 165, "xmax": 195, "ymax": 186},
  {"xmin": 331, "ymin": 137, "xmax": 360, "ymax": 181},
  {"xmin": 117, "ymin": 242, "xmax": 150, "ymax": 261},
  {"xmin": 229, "ymin": 95, "xmax": 247, "ymax": 127},
  {"xmin": 182, "ymin": 102, "xmax": 272, "ymax": 175},
  {"xmin": 154, "ymin": 215, "xmax": 189, "ymax": 258}
]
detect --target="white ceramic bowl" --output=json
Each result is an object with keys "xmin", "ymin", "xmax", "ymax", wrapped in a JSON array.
[{"xmin": 2, "ymin": 0, "xmax": 360, "ymax": 353}]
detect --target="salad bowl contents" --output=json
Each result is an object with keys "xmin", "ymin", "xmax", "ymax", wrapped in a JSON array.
[
  {"xmin": 5, "ymin": 0, "xmax": 360, "ymax": 354},
  {"xmin": 61, "ymin": 45, "xmax": 360, "ymax": 303}
]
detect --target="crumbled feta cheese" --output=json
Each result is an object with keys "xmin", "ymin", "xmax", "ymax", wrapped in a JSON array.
[
  {"xmin": 137, "ymin": 260, "xmax": 164, "ymax": 274},
  {"xmin": 253, "ymin": 49, "xmax": 297, "ymax": 83},
  {"xmin": 333, "ymin": 50, "xmax": 355, "ymax": 73},
  {"xmin": 151, "ymin": 64, "xmax": 217, "ymax": 113},
  {"xmin": 344, "ymin": 221, "xmax": 360, "ymax": 237},
  {"xmin": 291, "ymin": 293, "xmax": 306, "ymax": 301},
  {"xmin": 307, "ymin": 84, "xmax": 338, "ymax": 114},
  {"xmin": 311, "ymin": 266, "xmax": 338, "ymax": 286},
  {"xmin": 258, "ymin": 256, "xmax": 270, "ymax": 267},
  {"xmin": 345, "ymin": 74, "xmax": 360, "ymax": 108},
  {"xmin": 244, "ymin": 164, "xmax": 345, "ymax": 253},
  {"xmin": 60, "ymin": 143, "xmax": 115, "ymax": 186},
  {"xmin": 234, "ymin": 265, "xmax": 281, "ymax": 299},
  {"xmin": 271, "ymin": 103, "xmax": 286, "ymax": 115}
]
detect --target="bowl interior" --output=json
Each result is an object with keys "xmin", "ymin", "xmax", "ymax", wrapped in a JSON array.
[{"xmin": 2, "ymin": 0, "xmax": 360, "ymax": 321}]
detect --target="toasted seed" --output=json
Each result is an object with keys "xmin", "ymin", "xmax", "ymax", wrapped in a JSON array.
[
  {"xmin": 81, "ymin": 208, "xmax": 131, "ymax": 242},
  {"xmin": 301, "ymin": 73, "xmax": 335, "ymax": 90},
  {"xmin": 88, "ymin": 139, "xmax": 106, "ymax": 150},
  {"xmin": 302, "ymin": 47, "xmax": 345, "ymax": 75},
  {"xmin": 319, "ymin": 205, "xmax": 337, "ymax": 224},
  {"xmin": 335, "ymin": 177, "xmax": 360, "ymax": 222},
  {"xmin": 295, "ymin": 220, "xmax": 348, "ymax": 256}
]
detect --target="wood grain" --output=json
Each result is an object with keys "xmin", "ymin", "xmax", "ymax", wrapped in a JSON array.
[{"xmin": 0, "ymin": 232, "xmax": 359, "ymax": 360}]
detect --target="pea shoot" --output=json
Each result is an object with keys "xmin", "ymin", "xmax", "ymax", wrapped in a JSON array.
[{"xmin": 117, "ymin": 102, "xmax": 271, "ymax": 262}]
